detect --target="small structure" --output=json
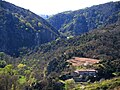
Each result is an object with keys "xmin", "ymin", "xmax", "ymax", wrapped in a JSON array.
[
  {"xmin": 60, "ymin": 69, "xmax": 97, "ymax": 82},
  {"xmin": 72, "ymin": 69, "xmax": 97, "ymax": 82},
  {"xmin": 60, "ymin": 57, "xmax": 100, "ymax": 82},
  {"xmin": 72, "ymin": 69, "xmax": 97, "ymax": 77}
]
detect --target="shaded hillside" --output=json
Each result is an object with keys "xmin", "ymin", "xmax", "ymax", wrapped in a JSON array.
[
  {"xmin": 0, "ymin": 1, "xmax": 59, "ymax": 56},
  {"xmin": 48, "ymin": 1, "xmax": 120, "ymax": 36}
]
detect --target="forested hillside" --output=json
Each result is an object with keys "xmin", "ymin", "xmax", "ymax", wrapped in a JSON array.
[
  {"xmin": 48, "ymin": 1, "xmax": 120, "ymax": 36},
  {"xmin": 26, "ymin": 22, "xmax": 120, "ymax": 76},
  {"xmin": 0, "ymin": 1, "xmax": 59, "ymax": 56},
  {"xmin": 1, "ymin": 22, "xmax": 119, "ymax": 90},
  {"xmin": 7, "ymin": 22, "xmax": 119, "ymax": 89}
]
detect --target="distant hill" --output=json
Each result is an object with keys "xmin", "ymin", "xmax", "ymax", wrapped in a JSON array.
[
  {"xmin": 39, "ymin": 14, "xmax": 50, "ymax": 19},
  {"xmin": 0, "ymin": 1, "xmax": 59, "ymax": 56},
  {"xmin": 48, "ymin": 1, "xmax": 120, "ymax": 36}
]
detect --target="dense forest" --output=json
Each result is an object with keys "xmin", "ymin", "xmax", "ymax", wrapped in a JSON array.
[{"xmin": 0, "ymin": 0, "xmax": 120, "ymax": 90}]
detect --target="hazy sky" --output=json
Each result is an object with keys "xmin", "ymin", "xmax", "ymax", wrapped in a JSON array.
[{"xmin": 5, "ymin": 0, "xmax": 119, "ymax": 15}]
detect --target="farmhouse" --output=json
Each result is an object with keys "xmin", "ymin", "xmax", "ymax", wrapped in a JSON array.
[
  {"xmin": 72, "ymin": 69, "xmax": 97, "ymax": 77},
  {"xmin": 60, "ymin": 69, "xmax": 97, "ymax": 82},
  {"xmin": 72, "ymin": 69, "xmax": 97, "ymax": 82},
  {"xmin": 60, "ymin": 57, "xmax": 100, "ymax": 82}
]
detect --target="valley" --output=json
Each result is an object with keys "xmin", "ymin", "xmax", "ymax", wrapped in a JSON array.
[{"xmin": 0, "ymin": 0, "xmax": 120, "ymax": 90}]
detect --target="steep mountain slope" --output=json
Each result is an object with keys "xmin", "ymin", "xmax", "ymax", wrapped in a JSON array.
[
  {"xmin": 39, "ymin": 14, "xmax": 49, "ymax": 19},
  {"xmin": 0, "ymin": 1, "xmax": 59, "ymax": 56},
  {"xmin": 48, "ymin": 1, "xmax": 120, "ymax": 36}
]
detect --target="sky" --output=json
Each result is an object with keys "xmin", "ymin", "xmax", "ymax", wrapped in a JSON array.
[{"xmin": 5, "ymin": 0, "xmax": 119, "ymax": 15}]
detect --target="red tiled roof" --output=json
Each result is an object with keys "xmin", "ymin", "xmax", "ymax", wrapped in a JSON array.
[
  {"xmin": 75, "ymin": 69, "xmax": 96, "ymax": 72},
  {"xmin": 67, "ymin": 57, "xmax": 100, "ymax": 66}
]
